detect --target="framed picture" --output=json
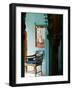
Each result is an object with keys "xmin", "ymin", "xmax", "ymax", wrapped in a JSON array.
[
  {"xmin": 35, "ymin": 25, "xmax": 46, "ymax": 48},
  {"xmin": 9, "ymin": 3, "xmax": 70, "ymax": 87}
]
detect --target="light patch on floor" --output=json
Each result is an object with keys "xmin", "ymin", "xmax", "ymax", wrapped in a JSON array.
[{"xmin": 25, "ymin": 65, "xmax": 42, "ymax": 77}]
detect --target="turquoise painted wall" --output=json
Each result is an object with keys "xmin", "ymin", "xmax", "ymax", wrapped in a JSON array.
[{"xmin": 25, "ymin": 13, "xmax": 49, "ymax": 76}]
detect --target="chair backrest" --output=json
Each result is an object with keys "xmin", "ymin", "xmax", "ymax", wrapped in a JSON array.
[
  {"xmin": 35, "ymin": 50, "xmax": 44, "ymax": 64},
  {"xmin": 26, "ymin": 54, "xmax": 35, "ymax": 61},
  {"xmin": 26, "ymin": 51, "xmax": 44, "ymax": 64}
]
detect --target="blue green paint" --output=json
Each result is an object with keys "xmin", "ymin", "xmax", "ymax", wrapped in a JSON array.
[{"xmin": 25, "ymin": 13, "xmax": 49, "ymax": 75}]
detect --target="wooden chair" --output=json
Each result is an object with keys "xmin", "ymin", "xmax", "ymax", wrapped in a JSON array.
[{"xmin": 25, "ymin": 51, "xmax": 43, "ymax": 76}]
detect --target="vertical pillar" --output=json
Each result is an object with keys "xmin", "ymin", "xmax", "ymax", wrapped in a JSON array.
[
  {"xmin": 48, "ymin": 15, "xmax": 62, "ymax": 75},
  {"xmin": 21, "ymin": 13, "xmax": 26, "ymax": 77}
]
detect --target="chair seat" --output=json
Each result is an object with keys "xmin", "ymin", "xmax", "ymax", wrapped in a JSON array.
[
  {"xmin": 27, "ymin": 60, "xmax": 36, "ymax": 64},
  {"xmin": 27, "ymin": 55, "xmax": 43, "ymax": 64}
]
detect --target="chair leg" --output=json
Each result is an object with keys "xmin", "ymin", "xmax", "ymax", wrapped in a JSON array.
[
  {"xmin": 34, "ymin": 65, "xmax": 37, "ymax": 77},
  {"xmin": 26, "ymin": 65, "xmax": 27, "ymax": 72},
  {"xmin": 41, "ymin": 65, "xmax": 42, "ymax": 76}
]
